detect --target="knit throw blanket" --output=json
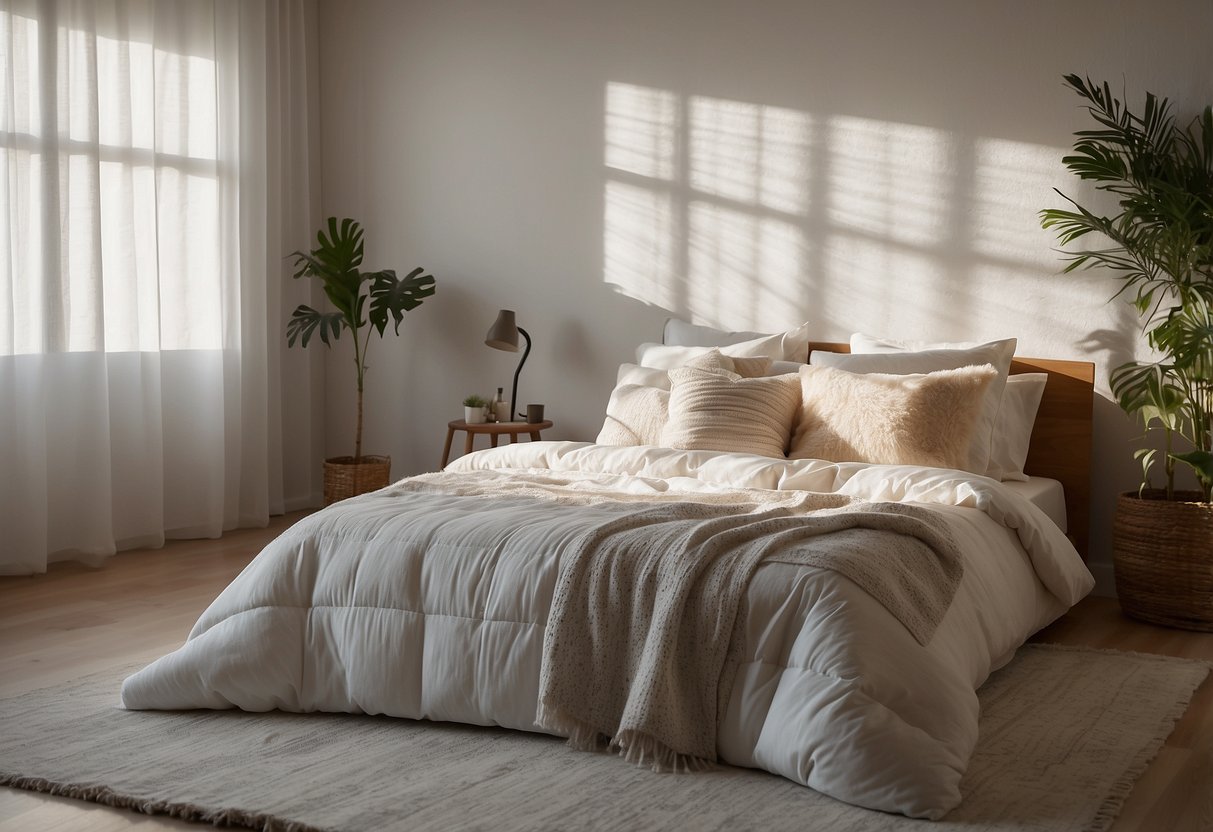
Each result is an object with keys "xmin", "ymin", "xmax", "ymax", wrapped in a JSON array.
[{"xmin": 391, "ymin": 470, "xmax": 963, "ymax": 773}]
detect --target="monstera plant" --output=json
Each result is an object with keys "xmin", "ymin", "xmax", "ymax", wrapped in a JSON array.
[
  {"xmin": 288, "ymin": 217, "xmax": 436, "ymax": 503},
  {"xmin": 1041, "ymin": 75, "xmax": 1212, "ymax": 630}
]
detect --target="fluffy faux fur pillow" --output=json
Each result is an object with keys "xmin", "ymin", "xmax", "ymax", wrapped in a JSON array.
[
  {"xmin": 789, "ymin": 364, "xmax": 997, "ymax": 471},
  {"xmin": 660, "ymin": 367, "xmax": 800, "ymax": 458}
]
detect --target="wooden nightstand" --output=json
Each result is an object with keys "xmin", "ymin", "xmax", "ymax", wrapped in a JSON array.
[{"xmin": 441, "ymin": 419, "xmax": 553, "ymax": 468}]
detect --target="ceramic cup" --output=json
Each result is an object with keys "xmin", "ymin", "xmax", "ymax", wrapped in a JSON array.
[{"xmin": 525, "ymin": 404, "xmax": 545, "ymax": 424}]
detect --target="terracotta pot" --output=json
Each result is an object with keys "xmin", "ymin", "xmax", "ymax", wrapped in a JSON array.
[
  {"xmin": 1113, "ymin": 490, "xmax": 1213, "ymax": 631},
  {"xmin": 323, "ymin": 455, "xmax": 391, "ymax": 506}
]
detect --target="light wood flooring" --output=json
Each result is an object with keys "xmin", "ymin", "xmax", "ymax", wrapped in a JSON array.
[{"xmin": 1, "ymin": 513, "xmax": 1210, "ymax": 831}]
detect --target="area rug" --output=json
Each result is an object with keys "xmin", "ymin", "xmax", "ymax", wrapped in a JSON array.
[{"xmin": 0, "ymin": 644, "xmax": 1207, "ymax": 832}]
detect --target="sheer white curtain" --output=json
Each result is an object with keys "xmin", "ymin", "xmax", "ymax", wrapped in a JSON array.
[{"xmin": 0, "ymin": 0, "xmax": 323, "ymax": 574}]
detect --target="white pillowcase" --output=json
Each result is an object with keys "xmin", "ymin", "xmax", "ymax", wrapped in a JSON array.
[
  {"xmin": 850, "ymin": 333, "xmax": 1001, "ymax": 354},
  {"xmin": 661, "ymin": 318, "xmax": 812, "ymax": 362},
  {"xmin": 637, "ymin": 343, "xmax": 801, "ymax": 376},
  {"xmin": 663, "ymin": 318, "xmax": 770, "ymax": 347},
  {"xmin": 661, "ymin": 367, "xmax": 800, "ymax": 459},
  {"xmin": 811, "ymin": 338, "xmax": 1016, "ymax": 475},
  {"xmin": 990, "ymin": 373, "xmax": 1047, "ymax": 482},
  {"xmin": 789, "ymin": 364, "xmax": 997, "ymax": 470}
]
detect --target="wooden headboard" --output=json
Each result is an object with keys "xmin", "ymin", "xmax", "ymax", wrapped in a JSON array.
[{"xmin": 807, "ymin": 342, "xmax": 1096, "ymax": 559}]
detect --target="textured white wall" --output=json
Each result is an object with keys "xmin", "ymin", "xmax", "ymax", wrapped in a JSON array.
[{"xmin": 317, "ymin": 0, "xmax": 1213, "ymax": 593}]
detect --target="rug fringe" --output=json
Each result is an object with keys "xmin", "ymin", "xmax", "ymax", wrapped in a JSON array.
[
  {"xmin": 0, "ymin": 773, "xmax": 329, "ymax": 832},
  {"xmin": 1026, "ymin": 644, "xmax": 1213, "ymax": 832},
  {"xmin": 1080, "ymin": 665, "xmax": 1211, "ymax": 832}
]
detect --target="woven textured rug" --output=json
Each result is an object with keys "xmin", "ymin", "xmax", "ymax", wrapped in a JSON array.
[{"xmin": 0, "ymin": 644, "xmax": 1207, "ymax": 832}]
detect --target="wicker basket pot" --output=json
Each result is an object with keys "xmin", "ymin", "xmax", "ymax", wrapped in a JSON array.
[
  {"xmin": 323, "ymin": 455, "xmax": 391, "ymax": 506},
  {"xmin": 1113, "ymin": 490, "xmax": 1213, "ymax": 631}
]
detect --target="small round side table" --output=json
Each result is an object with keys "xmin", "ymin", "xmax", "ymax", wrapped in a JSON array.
[{"xmin": 441, "ymin": 419, "xmax": 553, "ymax": 468}]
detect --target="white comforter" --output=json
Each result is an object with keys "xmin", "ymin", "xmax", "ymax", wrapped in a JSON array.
[{"xmin": 122, "ymin": 442, "xmax": 1093, "ymax": 819}]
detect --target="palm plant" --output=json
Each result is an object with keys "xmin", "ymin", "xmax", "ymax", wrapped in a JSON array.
[
  {"xmin": 1041, "ymin": 75, "xmax": 1213, "ymax": 502},
  {"xmin": 288, "ymin": 217, "xmax": 436, "ymax": 462}
]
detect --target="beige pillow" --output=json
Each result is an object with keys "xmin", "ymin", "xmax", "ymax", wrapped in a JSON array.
[
  {"xmin": 811, "ymin": 339, "xmax": 1015, "ymax": 474},
  {"xmin": 660, "ymin": 367, "xmax": 800, "ymax": 458},
  {"xmin": 789, "ymin": 364, "xmax": 997, "ymax": 471},
  {"xmin": 596, "ymin": 384, "xmax": 670, "ymax": 446},
  {"xmin": 596, "ymin": 363, "xmax": 672, "ymax": 446}
]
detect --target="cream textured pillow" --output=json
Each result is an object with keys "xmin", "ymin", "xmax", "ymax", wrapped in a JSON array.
[
  {"xmin": 789, "ymin": 364, "xmax": 997, "ymax": 471},
  {"xmin": 660, "ymin": 367, "xmax": 800, "ymax": 459},
  {"xmin": 596, "ymin": 363, "xmax": 672, "ymax": 446},
  {"xmin": 596, "ymin": 384, "xmax": 670, "ymax": 446},
  {"xmin": 811, "ymin": 339, "xmax": 1015, "ymax": 474}
]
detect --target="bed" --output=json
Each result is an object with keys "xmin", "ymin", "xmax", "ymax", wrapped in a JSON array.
[{"xmin": 121, "ymin": 324, "xmax": 1096, "ymax": 820}]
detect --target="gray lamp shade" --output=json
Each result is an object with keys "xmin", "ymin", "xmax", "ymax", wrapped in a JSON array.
[{"xmin": 485, "ymin": 310, "xmax": 520, "ymax": 352}]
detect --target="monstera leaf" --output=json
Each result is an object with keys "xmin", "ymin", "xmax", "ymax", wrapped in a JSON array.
[
  {"xmin": 368, "ymin": 267, "xmax": 437, "ymax": 336},
  {"xmin": 286, "ymin": 305, "xmax": 346, "ymax": 348}
]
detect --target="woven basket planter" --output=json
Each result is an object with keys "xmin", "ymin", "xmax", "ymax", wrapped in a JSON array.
[
  {"xmin": 1113, "ymin": 490, "xmax": 1213, "ymax": 631},
  {"xmin": 323, "ymin": 455, "xmax": 391, "ymax": 506}
]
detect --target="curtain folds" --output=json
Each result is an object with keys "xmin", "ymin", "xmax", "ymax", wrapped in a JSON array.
[{"xmin": 0, "ymin": 0, "xmax": 323, "ymax": 575}]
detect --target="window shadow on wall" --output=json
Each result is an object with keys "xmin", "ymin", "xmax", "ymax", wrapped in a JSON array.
[{"xmin": 601, "ymin": 81, "xmax": 1071, "ymax": 343}]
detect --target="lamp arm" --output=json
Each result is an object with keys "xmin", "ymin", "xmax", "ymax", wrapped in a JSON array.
[{"xmin": 510, "ymin": 327, "xmax": 531, "ymax": 421}]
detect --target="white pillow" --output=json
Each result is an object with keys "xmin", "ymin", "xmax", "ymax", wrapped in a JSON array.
[
  {"xmin": 615, "ymin": 362, "xmax": 672, "ymax": 390},
  {"xmin": 850, "ymin": 332, "xmax": 1006, "ymax": 354},
  {"xmin": 661, "ymin": 319, "xmax": 812, "ymax": 362},
  {"xmin": 991, "ymin": 373, "xmax": 1047, "ymax": 481},
  {"xmin": 789, "ymin": 364, "xmax": 997, "ymax": 471},
  {"xmin": 663, "ymin": 318, "xmax": 770, "ymax": 347},
  {"xmin": 640, "ymin": 344, "xmax": 800, "ymax": 375},
  {"xmin": 661, "ymin": 367, "xmax": 800, "ymax": 459},
  {"xmin": 811, "ymin": 338, "xmax": 1016, "ymax": 475}
]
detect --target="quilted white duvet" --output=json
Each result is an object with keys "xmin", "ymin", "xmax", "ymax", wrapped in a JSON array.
[{"xmin": 122, "ymin": 442, "xmax": 1093, "ymax": 819}]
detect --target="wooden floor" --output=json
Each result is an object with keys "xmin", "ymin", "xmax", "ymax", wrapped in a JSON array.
[{"xmin": 1, "ymin": 515, "xmax": 1210, "ymax": 831}]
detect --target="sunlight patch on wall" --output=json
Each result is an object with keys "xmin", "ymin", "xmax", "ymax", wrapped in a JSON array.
[
  {"xmin": 603, "ymin": 82, "xmax": 813, "ymax": 331},
  {"xmin": 601, "ymin": 81, "xmax": 1076, "ymax": 344},
  {"xmin": 686, "ymin": 201, "xmax": 805, "ymax": 332},
  {"xmin": 972, "ymin": 138, "xmax": 1066, "ymax": 268},
  {"xmin": 689, "ymin": 96, "xmax": 810, "ymax": 214},
  {"xmin": 603, "ymin": 179, "xmax": 679, "ymax": 312},
  {"xmin": 605, "ymin": 83, "xmax": 677, "ymax": 181},
  {"xmin": 821, "ymin": 235, "xmax": 951, "ymax": 337},
  {"xmin": 826, "ymin": 115, "xmax": 951, "ymax": 247}
]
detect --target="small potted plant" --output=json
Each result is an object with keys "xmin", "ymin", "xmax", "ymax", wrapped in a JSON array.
[
  {"xmin": 288, "ymin": 217, "xmax": 436, "ymax": 504},
  {"xmin": 463, "ymin": 394, "xmax": 488, "ymax": 424}
]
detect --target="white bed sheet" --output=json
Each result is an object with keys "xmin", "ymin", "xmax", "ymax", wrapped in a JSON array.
[{"xmin": 1001, "ymin": 476, "xmax": 1067, "ymax": 533}]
